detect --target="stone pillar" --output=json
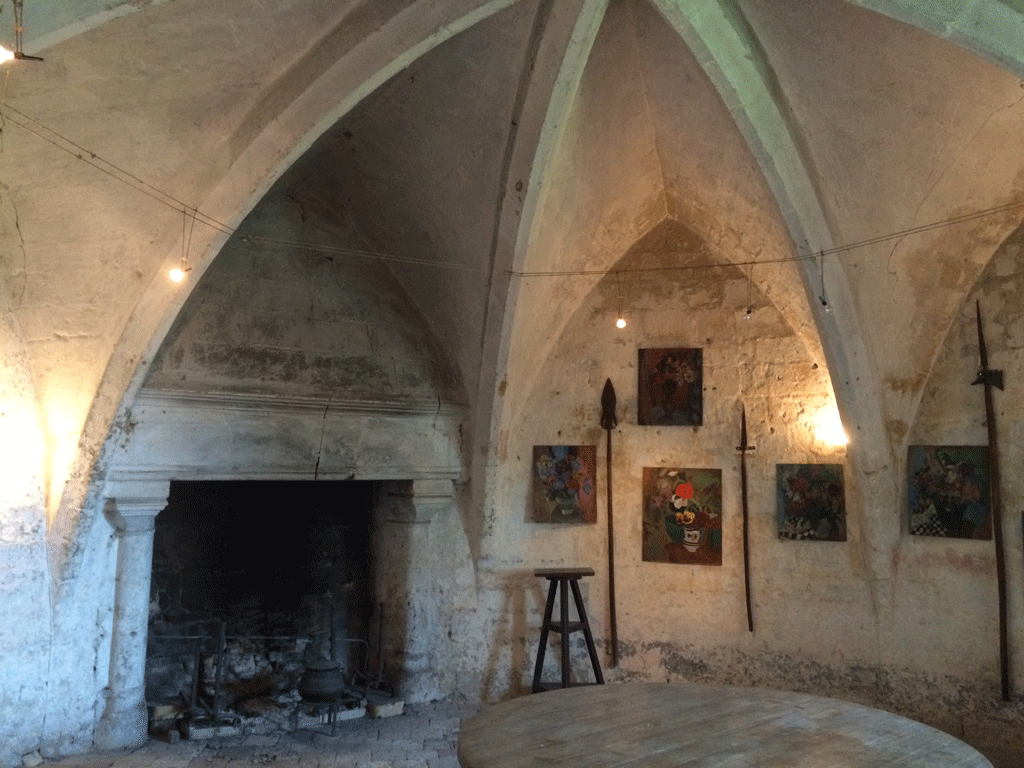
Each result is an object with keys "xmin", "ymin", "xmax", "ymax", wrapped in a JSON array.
[
  {"xmin": 94, "ymin": 480, "xmax": 169, "ymax": 751},
  {"xmin": 373, "ymin": 478, "xmax": 455, "ymax": 701}
]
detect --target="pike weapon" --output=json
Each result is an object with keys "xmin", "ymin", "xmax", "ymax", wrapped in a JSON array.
[
  {"xmin": 738, "ymin": 405, "xmax": 755, "ymax": 632},
  {"xmin": 601, "ymin": 378, "xmax": 619, "ymax": 667},
  {"xmin": 971, "ymin": 301, "xmax": 1009, "ymax": 701}
]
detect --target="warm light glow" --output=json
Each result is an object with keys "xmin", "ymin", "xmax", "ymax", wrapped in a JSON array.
[
  {"xmin": 815, "ymin": 407, "xmax": 848, "ymax": 446},
  {"xmin": 45, "ymin": 408, "xmax": 84, "ymax": 519},
  {"xmin": 0, "ymin": 406, "xmax": 45, "ymax": 497},
  {"xmin": 0, "ymin": 46, "xmax": 13, "ymax": 63},
  {"xmin": 169, "ymin": 267, "xmax": 186, "ymax": 282},
  {"xmin": 616, "ymin": 317, "xmax": 626, "ymax": 329}
]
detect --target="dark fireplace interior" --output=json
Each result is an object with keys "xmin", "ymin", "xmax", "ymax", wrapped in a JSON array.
[{"xmin": 146, "ymin": 480, "xmax": 378, "ymax": 732}]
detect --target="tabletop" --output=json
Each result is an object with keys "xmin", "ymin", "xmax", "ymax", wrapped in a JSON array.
[{"xmin": 457, "ymin": 682, "xmax": 992, "ymax": 767}]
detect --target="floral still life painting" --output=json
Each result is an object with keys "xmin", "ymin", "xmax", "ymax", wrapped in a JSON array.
[
  {"xmin": 642, "ymin": 467, "xmax": 722, "ymax": 565},
  {"xmin": 637, "ymin": 348, "xmax": 703, "ymax": 426},
  {"xmin": 531, "ymin": 445, "xmax": 597, "ymax": 524},
  {"xmin": 908, "ymin": 445, "xmax": 991, "ymax": 539},
  {"xmin": 776, "ymin": 464, "xmax": 846, "ymax": 541}
]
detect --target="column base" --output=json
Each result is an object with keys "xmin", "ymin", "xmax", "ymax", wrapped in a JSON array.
[{"xmin": 94, "ymin": 688, "xmax": 147, "ymax": 750}]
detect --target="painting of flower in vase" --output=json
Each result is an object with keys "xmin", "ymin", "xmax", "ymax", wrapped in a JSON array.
[
  {"xmin": 908, "ymin": 445, "xmax": 990, "ymax": 539},
  {"xmin": 776, "ymin": 464, "xmax": 846, "ymax": 541},
  {"xmin": 637, "ymin": 348, "xmax": 703, "ymax": 426},
  {"xmin": 642, "ymin": 467, "xmax": 722, "ymax": 565},
  {"xmin": 532, "ymin": 445, "xmax": 597, "ymax": 524}
]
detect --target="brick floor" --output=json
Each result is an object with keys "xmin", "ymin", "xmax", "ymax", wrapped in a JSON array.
[
  {"xmin": 39, "ymin": 702, "xmax": 479, "ymax": 768},
  {"xmin": 35, "ymin": 700, "xmax": 1021, "ymax": 767}
]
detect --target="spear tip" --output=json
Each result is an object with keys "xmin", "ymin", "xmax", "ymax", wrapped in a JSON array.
[{"xmin": 601, "ymin": 378, "xmax": 617, "ymax": 430}]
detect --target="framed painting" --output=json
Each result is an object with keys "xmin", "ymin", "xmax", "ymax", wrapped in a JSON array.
[
  {"xmin": 776, "ymin": 464, "xmax": 846, "ymax": 541},
  {"xmin": 908, "ymin": 445, "xmax": 991, "ymax": 539},
  {"xmin": 642, "ymin": 467, "xmax": 722, "ymax": 565},
  {"xmin": 637, "ymin": 348, "xmax": 702, "ymax": 426},
  {"xmin": 531, "ymin": 445, "xmax": 597, "ymax": 524}
]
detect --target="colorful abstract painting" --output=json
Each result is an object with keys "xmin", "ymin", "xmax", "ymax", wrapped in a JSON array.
[
  {"xmin": 637, "ymin": 348, "xmax": 703, "ymax": 426},
  {"xmin": 908, "ymin": 445, "xmax": 991, "ymax": 539},
  {"xmin": 642, "ymin": 467, "xmax": 722, "ymax": 565},
  {"xmin": 776, "ymin": 464, "xmax": 846, "ymax": 541},
  {"xmin": 531, "ymin": 445, "xmax": 597, "ymax": 524}
]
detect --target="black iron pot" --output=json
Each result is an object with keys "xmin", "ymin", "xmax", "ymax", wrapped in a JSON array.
[{"xmin": 298, "ymin": 659, "xmax": 345, "ymax": 703}]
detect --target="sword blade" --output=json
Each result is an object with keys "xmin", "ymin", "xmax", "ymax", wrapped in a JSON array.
[{"xmin": 976, "ymin": 301, "xmax": 1010, "ymax": 701}]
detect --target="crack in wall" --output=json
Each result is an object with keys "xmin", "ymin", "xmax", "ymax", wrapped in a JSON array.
[{"xmin": 0, "ymin": 182, "xmax": 28, "ymax": 307}]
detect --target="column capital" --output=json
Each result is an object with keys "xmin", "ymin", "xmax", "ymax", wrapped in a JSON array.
[
  {"xmin": 379, "ymin": 478, "xmax": 455, "ymax": 523},
  {"xmin": 103, "ymin": 479, "xmax": 170, "ymax": 535}
]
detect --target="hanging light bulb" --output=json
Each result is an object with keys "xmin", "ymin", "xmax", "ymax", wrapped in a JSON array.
[
  {"xmin": 743, "ymin": 265, "xmax": 755, "ymax": 320},
  {"xmin": 3, "ymin": 2, "xmax": 44, "ymax": 62},
  {"xmin": 170, "ymin": 207, "xmax": 195, "ymax": 282},
  {"xmin": 614, "ymin": 270, "xmax": 628, "ymax": 329},
  {"xmin": 817, "ymin": 251, "xmax": 831, "ymax": 312}
]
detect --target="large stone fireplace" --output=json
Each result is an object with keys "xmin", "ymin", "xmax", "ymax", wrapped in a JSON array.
[
  {"xmin": 97, "ymin": 467, "xmax": 462, "ymax": 748},
  {"xmin": 146, "ymin": 480, "xmax": 378, "ymax": 733}
]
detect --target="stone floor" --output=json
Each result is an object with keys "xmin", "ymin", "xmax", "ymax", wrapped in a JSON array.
[
  {"xmin": 38, "ymin": 702, "xmax": 479, "ymax": 768},
  {"xmin": 31, "ymin": 700, "xmax": 1023, "ymax": 768}
]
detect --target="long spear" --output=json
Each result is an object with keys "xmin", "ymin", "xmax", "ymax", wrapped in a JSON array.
[
  {"xmin": 971, "ymin": 300, "xmax": 1009, "ymax": 701},
  {"xmin": 600, "ymin": 379, "xmax": 619, "ymax": 667},
  {"xmin": 737, "ymin": 405, "xmax": 755, "ymax": 632}
]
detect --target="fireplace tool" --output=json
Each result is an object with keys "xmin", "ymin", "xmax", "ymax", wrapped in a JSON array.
[
  {"xmin": 351, "ymin": 602, "xmax": 395, "ymax": 697},
  {"xmin": 177, "ymin": 618, "xmax": 240, "ymax": 736}
]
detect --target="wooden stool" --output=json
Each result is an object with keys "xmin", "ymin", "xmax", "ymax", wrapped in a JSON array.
[{"xmin": 531, "ymin": 567, "xmax": 604, "ymax": 692}]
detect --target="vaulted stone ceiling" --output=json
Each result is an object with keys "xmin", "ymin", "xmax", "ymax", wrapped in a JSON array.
[{"xmin": 1, "ymin": 0, "xmax": 1023, "ymax": 537}]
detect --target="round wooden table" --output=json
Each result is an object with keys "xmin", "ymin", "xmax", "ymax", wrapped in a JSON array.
[{"xmin": 457, "ymin": 683, "xmax": 992, "ymax": 767}]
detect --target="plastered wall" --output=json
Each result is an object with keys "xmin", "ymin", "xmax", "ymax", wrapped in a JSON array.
[
  {"xmin": 468, "ymin": 227, "xmax": 1024, "ymax": 744},
  {"xmin": 5, "ymin": 192, "xmax": 1024, "ymax": 768},
  {"xmin": 4, "ymin": 2, "xmax": 1024, "ymax": 764}
]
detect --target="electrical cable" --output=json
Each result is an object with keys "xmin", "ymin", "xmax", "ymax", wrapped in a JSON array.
[{"xmin": 1, "ymin": 102, "xmax": 1022, "ymax": 280}]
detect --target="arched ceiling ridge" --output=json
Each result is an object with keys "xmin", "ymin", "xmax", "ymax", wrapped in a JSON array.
[
  {"xmin": 477, "ymin": 0, "xmax": 610, "ymax": 454},
  {"xmin": 846, "ymin": 0, "xmax": 1024, "ymax": 78},
  {"xmin": 49, "ymin": 0, "xmax": 525, "ymax": 592},
  {"xmin": 648, "ymin": 0, "xmax": 889, "ymax": 472}
]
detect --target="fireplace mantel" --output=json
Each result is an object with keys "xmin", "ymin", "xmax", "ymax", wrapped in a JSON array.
[{"xmin": 106, "ymin": 388, "xmax": 467, "ymax": 484}]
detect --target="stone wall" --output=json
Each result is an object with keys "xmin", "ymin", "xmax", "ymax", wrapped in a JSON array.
[
  {"xmin": 470, "ymin": 228, "xmax": 1024, "ymax": 747},
  {"xmin": 0, "ymin": 296, "xmax": 51, "ymax": 768}
]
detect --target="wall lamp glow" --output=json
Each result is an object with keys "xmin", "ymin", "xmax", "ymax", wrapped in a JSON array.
[
  {"xmin": 814, "ymin": 408, "xmax": 848, "ymax": 446},
  {"xmin": 0, "ymin": 48, "xmax": 44, "ymax": 61},
  {"xmin": 169, "ymin": 266, "xmax": 191, "ymax": 283},
  {"xmin": 1, "ymin": 2, "xmax": 45, "ymax": 63}
]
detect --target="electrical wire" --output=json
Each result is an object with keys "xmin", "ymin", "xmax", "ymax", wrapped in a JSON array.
[
  {"xmin": 0, "ymin": 102, "xmax": 484, "ymax": 272},
  {"xmin": 511, "ymin": 196, "xmax": 1024, "ymax": 277},
  {"xmin": 1, "ymin": 101, "xmax": 1022, "ymax": 280}
]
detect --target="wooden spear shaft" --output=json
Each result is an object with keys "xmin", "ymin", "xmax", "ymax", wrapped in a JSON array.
[
  {"xmin": 738, "ymin": 406, "xmax": 754, "ymax": 633},
  {"xmin": 601, "ymin": 379, "xmax": 619, "ymax": 667},
  {"xmin": 974, "ymin": 301, "xmax": 1010, "ymax": 701}
]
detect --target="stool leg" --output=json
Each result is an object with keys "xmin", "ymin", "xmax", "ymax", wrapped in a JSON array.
[
  {"xmin": 532, "ymin": 579, "xmax": 558, "ymax": 693},
  {"xmin": 570, "ymin": 578, "xmax": 604, "ymax": 684},
  {"xmin": 559, "ymin": 578, "xmax": 571, "ymax": 688}
]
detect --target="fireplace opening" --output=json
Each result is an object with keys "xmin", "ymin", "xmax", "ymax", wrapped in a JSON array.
[{"xmin": 146, "ymin": 479, "xmax": 386, "ymax": 736}]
